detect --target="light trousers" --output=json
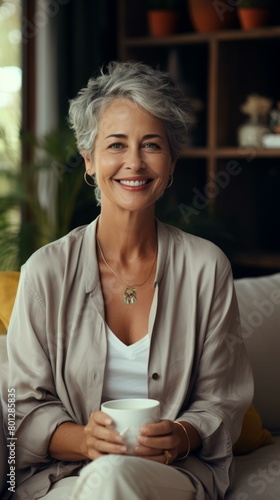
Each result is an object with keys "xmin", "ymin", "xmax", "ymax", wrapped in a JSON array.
[{"xmin": 42, "ymin": 455, "xmax": 197, "ymax": 500}]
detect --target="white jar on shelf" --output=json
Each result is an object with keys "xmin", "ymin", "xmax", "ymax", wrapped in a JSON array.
[{"xmin": 237, "ymin": 116, "xmax": 269, "ymax": 147}]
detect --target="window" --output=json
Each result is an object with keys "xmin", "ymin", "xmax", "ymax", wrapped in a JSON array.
[
  {"xmin": 0, "ymin": 0, "xmax": 22, "ymax": 270},
  {"xmin": 0, "ymin": 0, "xmax": 22, "ymax": 170}
]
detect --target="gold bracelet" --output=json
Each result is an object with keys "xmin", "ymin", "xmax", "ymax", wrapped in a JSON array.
[{"xmin": 174, "ymin": 421, "xmax": 190, "ymax": 460}]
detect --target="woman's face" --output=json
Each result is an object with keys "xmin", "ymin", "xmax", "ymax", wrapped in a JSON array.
[{"xmin": 84, "ymin": 99, "xmax": 176, "ymax": 212}]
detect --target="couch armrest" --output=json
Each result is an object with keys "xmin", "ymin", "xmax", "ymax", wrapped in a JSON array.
[{"xmin": 234, "ymin": 273, "xmax": 280, "ymax": 433}]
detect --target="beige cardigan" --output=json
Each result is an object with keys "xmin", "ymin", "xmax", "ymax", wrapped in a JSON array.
[{"xmin": 4, "ymin": 218, "xmax": 253, "ymax": 499}]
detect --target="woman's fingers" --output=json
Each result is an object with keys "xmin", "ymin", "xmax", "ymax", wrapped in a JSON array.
[
  {"xmin": 84, "ymin": 411, "xmax": 127, "ymax": 459},
  {"xmin": 85, "ymin": 434, "xmax": 127, "ymax": 459},
  {"xmin": 140, "ymin": 419, "xmax": 173, "ymax": 436},
  {"xmin": 135, "ymin": 419, "xmax": 181, "ymax": 462},
  {"xmin": 137, "ymin": 433, "xmax": 177, "ymax": 450},
  {"xmin": 134, "ymin": 443, "xmax": 177, "ymax": 465},
  {"xmin": 83, "ymin": 416, "xmax": 182, "ymax": 463}
]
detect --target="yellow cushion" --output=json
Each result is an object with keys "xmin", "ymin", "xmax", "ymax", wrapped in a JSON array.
[
  {"xmin": 0, "ymin": 272, "xmax": 20, "ymax": 333},
  {"xmin": 233, "ymin": 403, "xmax": 274, "ymax": 455}
]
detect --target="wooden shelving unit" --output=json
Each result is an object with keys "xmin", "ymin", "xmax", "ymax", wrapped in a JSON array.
[{"xmin": 118, "ymin": 0, "xmax": 280, "ymax": 277}]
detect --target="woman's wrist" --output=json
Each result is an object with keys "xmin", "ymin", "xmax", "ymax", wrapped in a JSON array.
[
  {"xmin": 174, "ymin": 421, "xmax": 190, "ymax": 459},
  {"xmin": 174, "ymin": 420, "xmax": 202, "ymax": 459}
]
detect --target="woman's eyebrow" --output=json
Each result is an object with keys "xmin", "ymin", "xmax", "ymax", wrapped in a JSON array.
[
  {"xmin": 105, "ymin": 134, "xmax": 127, "ymax": 139},
  {"xmin": 105, "ymin": 133, "xmax": 163, "ymax": 139}
]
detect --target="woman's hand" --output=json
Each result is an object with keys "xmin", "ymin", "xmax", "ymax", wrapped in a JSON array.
[
  {"xmin": 134, "ymin": 419, "xmax": 182, "ymax": 465},
  {"xmin": 83, "ymin": 410, "xmax": 128, "ymax": 460}
]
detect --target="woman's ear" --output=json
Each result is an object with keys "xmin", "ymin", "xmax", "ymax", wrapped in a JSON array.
[{"xmin": 82, "ymin": 152, "xmax": 95, "ymax": 176}]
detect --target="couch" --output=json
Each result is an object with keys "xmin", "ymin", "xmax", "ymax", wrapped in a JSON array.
[
  {"xmin": 0, "ymin": 271, "xmax": 279, "ymax": 499},
  {"xmin": 226, "ymin": 272, "xmax": 280, "ymax": 499}
]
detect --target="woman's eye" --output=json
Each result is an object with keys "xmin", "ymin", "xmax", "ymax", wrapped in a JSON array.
[
  {"xmin": 109, "ymin": 143, "xmax": 123, "ymax": 150},
  {"xmin": 143, "ymin": 142, "xmax": 160, "ymax": 149}
]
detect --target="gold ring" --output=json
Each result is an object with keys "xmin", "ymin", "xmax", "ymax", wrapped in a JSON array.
[{"xmin": 164, "ymin": 449, "xmax": 172, "ymax": 465}]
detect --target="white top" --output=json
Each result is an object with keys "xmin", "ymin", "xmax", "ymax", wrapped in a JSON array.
[{"xmin": 101, "ymin": 325, "xmax": 150, "ymax": 403}]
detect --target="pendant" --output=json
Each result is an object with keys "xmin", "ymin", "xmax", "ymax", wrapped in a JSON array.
[{"xmin": 124, "ymin": 286, "xmax": 137, "ymax": 305}]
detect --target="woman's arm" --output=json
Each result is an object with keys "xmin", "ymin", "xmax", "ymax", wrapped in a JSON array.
[
  {"xmin": 49, "ymin": 422, "xmax": 87, "ymax": 461},
  {"xmin": 6, "ymin": 266, "xmax": 76, "ymax": 466},
  {"xmin": 49, "ymin": 411, "xmax": 129, "ymax": 461},
  {"xmin": 49, "ymin": 412, "xmax": 202, "ymax": 464}
]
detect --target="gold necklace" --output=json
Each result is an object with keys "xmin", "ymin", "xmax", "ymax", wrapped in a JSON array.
[{"xmin": 96, "ymin": 238, "xmax": 157, "ymax": 305}]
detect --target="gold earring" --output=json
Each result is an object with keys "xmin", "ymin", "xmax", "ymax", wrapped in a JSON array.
[
  {"xmin": 84, "ymin": 171, "xmax": 96, "ymax": 187},
  {"xmin": 166, "ymin": 173, "xmax": 173, "ymax": 188}
]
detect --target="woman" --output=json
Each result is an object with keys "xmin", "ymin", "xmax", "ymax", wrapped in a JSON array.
[{"xmin": 5, "ymin": 61, "xmax": 253, "ymax": 499}]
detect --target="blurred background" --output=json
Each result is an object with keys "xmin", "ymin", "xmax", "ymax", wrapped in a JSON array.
[{"xmin": 1, "ymin": 0, "xmax": 280, "ymax": 278}]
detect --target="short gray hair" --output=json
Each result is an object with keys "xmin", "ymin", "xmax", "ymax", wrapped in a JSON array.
[{"xmin": 68, "ymin": 61, "xmax": 194, "ymax": 203}]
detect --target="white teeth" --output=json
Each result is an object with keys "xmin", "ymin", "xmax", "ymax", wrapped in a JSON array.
[{"xmin": 120, "ymin": 179, "xmax": 148, "ymax": 186}]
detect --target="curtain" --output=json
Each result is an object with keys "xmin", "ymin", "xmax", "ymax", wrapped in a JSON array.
[{"xmin": 54, "ymin": 0, "xmax": 118, "ymax": 227}]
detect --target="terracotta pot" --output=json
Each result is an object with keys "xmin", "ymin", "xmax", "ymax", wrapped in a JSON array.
[
  {"xmin": 147, "ymin": 10, "xmax": 178, "ymax": 37},
  {"xmin": 237, "ymin": 8, "xmax": 270, "ymax": 30},
  {"xmin": 188, "ymin": 0, "xmax": 234, "ymax": 33}
]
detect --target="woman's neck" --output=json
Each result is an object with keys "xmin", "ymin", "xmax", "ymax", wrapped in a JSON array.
[{"xmin": 96, "ymin": 209, "xmax": 157, "ymax": 265}]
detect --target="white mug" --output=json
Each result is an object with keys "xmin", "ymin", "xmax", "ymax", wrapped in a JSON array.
[{"xmin": 101, "ymin": 398, "xmax": 160, "ymax": 455}]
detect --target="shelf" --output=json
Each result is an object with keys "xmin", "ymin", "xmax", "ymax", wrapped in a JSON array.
[
  {"xmin": 122, "ymin": 26, "xmax": 280, "ymax": 47},
  {"xmin": 181, "ymin": 147, "xmax": 280, "ymax": 159},
  {"xmin": 119, "ymin": 0, "xmax": 280, "ymax": 276},
  {"xmin": 214, "ymin": 148, "xmax": 280, "ymax": 159}
]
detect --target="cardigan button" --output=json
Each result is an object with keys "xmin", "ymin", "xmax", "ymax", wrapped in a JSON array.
[{"xmin": 152, "ymin": 372, "xmax": 160, "ymax": 380}]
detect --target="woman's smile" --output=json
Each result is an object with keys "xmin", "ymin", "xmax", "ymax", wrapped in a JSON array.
[{"xmin": 115, "ymin": 177, "xmax": 152, "ymax": 189}]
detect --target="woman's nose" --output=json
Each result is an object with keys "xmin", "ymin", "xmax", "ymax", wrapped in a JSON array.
[{"xmin": 125, "ymin": 147, "xmax": 145, "ymax": 170}]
